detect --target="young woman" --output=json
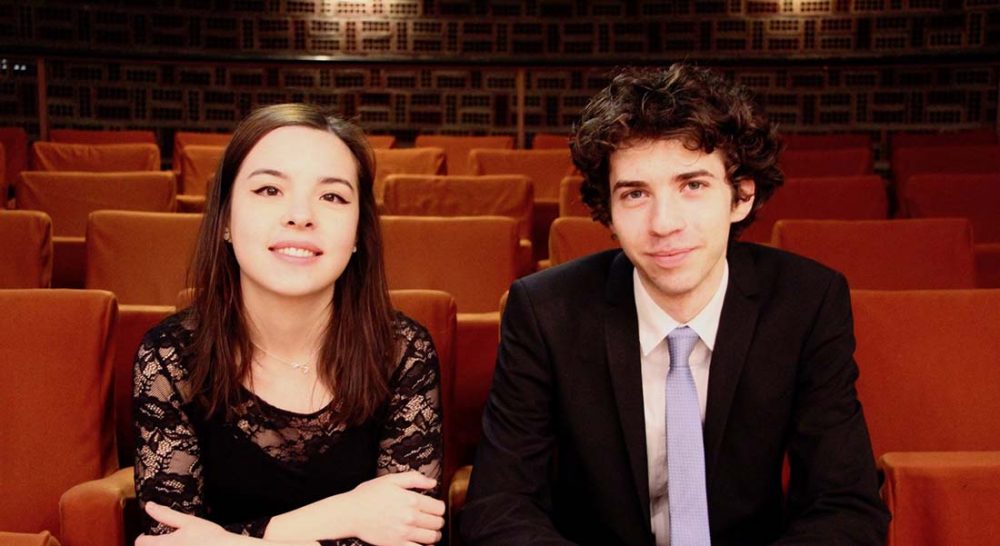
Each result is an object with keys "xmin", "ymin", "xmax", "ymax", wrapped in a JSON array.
[{"xmin": 133, "ymin": 104, "xmax": 444, "ymax": 546}]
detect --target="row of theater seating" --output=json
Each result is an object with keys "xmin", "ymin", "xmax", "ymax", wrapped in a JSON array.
[
  {"xmin": 4, "ymin": 169, "xmax": 999, "ymax": 288},
  {"xmin": 4, "ymin": 128, "xmax": 997, "ymax": 277},
  {"xmin": 3, "ymin": 287, "xmax": 999, "ymax": 546},
  {"xmin": 17, "ymin": 134, "xmax": 1000, "ymax": 198},
  {"xmin": 3, "ymin": 125, "xmax": 997, "ymax": 181},
  {"xmin": 4, "ymin": 126, "xmax": 998, "ymax": 203}
]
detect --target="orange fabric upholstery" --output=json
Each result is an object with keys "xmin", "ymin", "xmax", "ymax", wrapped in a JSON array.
[
  {"xmin": 16, "ymin": 171, "xmax": 177, "ymax": 237},
  {"xmin": 891, "ymin": 144, "xmax": 1000, "ymax": 208},
  {"xmin": 852, "ymin": 289, "xmax": 1000, "ymax": 458},
  {"xmin": 59, "ymin": 467, "xmax": 135, "ymax": 546},
  {"xmin": 740, "ymin": 175, "xmax": 888, "ymax": 244},
  {"xmin": 0, "ymin": 127, "xmax": 29, "ymax": 190},
  {"xmin": 32, "ymin": 143, "xmax": 160, "ymax": 172},
  {"xmin": 0, "ymin": 289, "xmax": 117, "ymax": 539},
  {"xmin": 382, "ymin": 174, "xmax": 533, "ymax": 241},
  {"xmin": 468, "ymin": 148, "xmax": 576, "ymax": 202},
  {"xmin": 454, "ymin": 314, "xmax": 502, "ymax": 468},
  {"xmin": 381, "ymin": 216, "xmax": 519, "ymax": 313},
  {"xmin": 176, "ymin": 194, "xmax": 206, "ymax": 213},
  {"xmin": 85, "ymin": 211, "xmax": 202, "ymax": 306},
  {"xmin": 548, "ymin": 217, "xmax": 618, "ymax": 267},
  {"xmin": 772, "ymin": 219, "xmax": 976, "ymax": 289},
  {"xmin": 382, "ymin": 216, "xmax": 517, "ymax": 465},
  {"xmin": 448, "ymin": 465, "xmax": 472, "ymax": 544},
  {"xmin": 0, "ymin": 531, "xmax": 61, "ymax": 546},
  {"xmin": 177, "ymin": 144, "xmax": 224, "ymax": 195},
  {"xmin": 880, "ymin": 451, "xmax": 1000, "ymax": 546},
  {"xmin": 0, "ymin": 211, "xmax": 52, "ymax": 288},
  {"xmin": 891, "ymin": 127, "xmax": 997, "ymax": 151},
  {"xmin": 781, "ymin": 133, "xmax": 872, "ymax": 150},
  {"xmin": 414, "ymin": 135, "xmax": 513, "ymax": 176},
  {"xmin": 373, "ymin": 147, "xmax": 445, "ymax": 204},
  {"xmin": 172, "ymin": 131, "xmax": 231, "ymax": 173},
  {"xmin": 382, "ymin": 174, "xmax": 534, "ymax": 274},
  {"xmin": 531, "ymin": 133, "xmax": 570, "ymax": 149},
  {"xmin": 16, "ymin": 172, "xmax": 177, "ymax": 289},
  {"xmin": 976, "ymin": 243, "xmax": 1000, "ymax": 288},
  {"xmin": 388, "ymin": 290, "xmax": 458, "ymax": 486},
  {"xmin": 903, "ymin": 173, "xmax": 1000, "ymax": 242},
  {"xmin": 779, "ymin": 147, "xmax": 873, "ymax": 178},
  {"xmin": 366, "ymin": 134, "xmax": 396, "ymax": 149},
  {"xmin": 49, "ymin": 129, "xmax": 156, "ymax": 145},
  {"xmin": 558, "ymin": 175, "xmax": 588, "ymax": 217}
]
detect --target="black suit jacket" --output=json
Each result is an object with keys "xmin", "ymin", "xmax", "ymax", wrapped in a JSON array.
[{"xmin": 461, "ymin": 243, "xmax": 889, "ymax": 545}]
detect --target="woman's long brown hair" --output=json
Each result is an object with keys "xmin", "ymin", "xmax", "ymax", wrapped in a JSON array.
[{"xmin": 185, "ymin": 103, "xmax": 395, "ymax": 425}]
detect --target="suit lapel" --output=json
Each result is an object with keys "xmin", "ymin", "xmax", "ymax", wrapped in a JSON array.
[
  {"xmin": 603, "ymin": 252, "xmax": 652, "ymax": 525},
  {"xmin": 704, "ymin": 243, "xmax": 761, "ymax": 487}
]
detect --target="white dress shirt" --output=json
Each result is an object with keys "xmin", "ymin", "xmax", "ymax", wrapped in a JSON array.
[{"xmin": 634, "ymin": 264, "xmax": 729, "ymax": 546}]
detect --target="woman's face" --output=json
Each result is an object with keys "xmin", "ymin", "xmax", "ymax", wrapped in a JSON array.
[{"xmin": 227, "ymin": 125, "xmax": 361, "ymax": 303}]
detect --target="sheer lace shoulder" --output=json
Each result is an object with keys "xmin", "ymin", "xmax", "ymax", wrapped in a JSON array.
[{"xmin": 377, "ymin": 312, "xmax": 443, "ymax": 496}]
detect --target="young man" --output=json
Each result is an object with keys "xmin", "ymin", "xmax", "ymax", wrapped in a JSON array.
[{"xmin": 461, "ymin": 65, "xmax": 889, "ymax": 545}]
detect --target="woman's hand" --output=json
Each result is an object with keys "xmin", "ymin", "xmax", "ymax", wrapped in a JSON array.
[
  {"xmin": 135, "ymin": 502, "xmax": 233, "ymax": 546},
  {"xmin": 345, "ymin": 471, "xmax": 446, "ymax": 546}
]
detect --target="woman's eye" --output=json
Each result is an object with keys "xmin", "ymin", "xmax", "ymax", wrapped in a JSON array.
[
  {"xmin": 253, "ymin": 186, "xmax": 280, "ymax": 196},
  {"xmin": 623, "ymin": 190, "xmax": 645, "ymax": 200},
  {"xmin": 321, "ymin": 193, "xmax": 348, "ymax": 204}
]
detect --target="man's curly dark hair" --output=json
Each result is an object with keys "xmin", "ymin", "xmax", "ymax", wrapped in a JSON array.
[{"xmin": 570, "ymin": 63, "xmax": 784, "ymax": 239}]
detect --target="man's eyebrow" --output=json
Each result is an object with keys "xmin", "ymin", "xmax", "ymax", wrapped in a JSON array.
[
  {"xmin": 676, "ymin": 169, "xmax": 718, "ymax": 181},
  {"xmin": 611, "ymin": 180, "xmax": 648, "ymax": 191}
]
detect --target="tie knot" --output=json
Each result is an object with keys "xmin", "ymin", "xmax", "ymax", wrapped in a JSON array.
[{"xmin": 667, "ymin": 326, "xmax": 699, "ymax": 370}]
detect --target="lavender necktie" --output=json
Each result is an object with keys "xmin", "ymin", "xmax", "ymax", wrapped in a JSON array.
[{"xmin": 666, "ymin": 326, "xmax": 711, "ymax": 545}]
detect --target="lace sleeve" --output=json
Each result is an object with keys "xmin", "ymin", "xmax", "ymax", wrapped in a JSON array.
[
  {"xmin": 315, "ymin": 316, "xmax": 443, "ymax": 546},
  {"xmin": 132, "ymin": 320, "xmax": 268, "ymax": 537},
  {"xmin": 376, "ymin": 315, "xmax": 444, "ymax": 498}
]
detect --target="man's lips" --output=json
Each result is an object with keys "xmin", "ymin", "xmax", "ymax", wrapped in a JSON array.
[{"xmin": 647, "ymin": 247, "xmax": 695, "ymax": 266}]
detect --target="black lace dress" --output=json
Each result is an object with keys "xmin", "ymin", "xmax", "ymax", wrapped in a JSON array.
[{"xmin": 133, "ymin": 310, "xmax": 442, "ymax": 546}]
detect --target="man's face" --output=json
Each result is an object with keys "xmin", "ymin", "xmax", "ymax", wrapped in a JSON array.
[{"xmin": 608, "ymin": 138, "xmax": 754, "ymax": 320}]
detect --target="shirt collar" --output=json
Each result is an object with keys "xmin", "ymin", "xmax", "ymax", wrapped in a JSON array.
[{"xmin": 634, "ymin": 261, "xmax": 730, "ymax": 357}]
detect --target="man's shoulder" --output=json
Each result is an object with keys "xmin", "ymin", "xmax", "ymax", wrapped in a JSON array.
[
  {"xmin": 518, "ymin": 248, "xmax": 624, "ymax": 296},
  {"xmin": 731, "ymin": 241, "xmax": 848, "ymax": 303},
  {"xmin": 736, "ymin": 240, "xmax": 840, "ymax": 277}
]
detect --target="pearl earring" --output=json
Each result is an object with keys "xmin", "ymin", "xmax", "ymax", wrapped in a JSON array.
[{"xmin": 223, "ymin": 228, "xmax": 231, "ymax": 242}]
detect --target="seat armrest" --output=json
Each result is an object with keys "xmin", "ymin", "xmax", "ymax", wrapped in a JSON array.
[
  {"xmin": 447, "ymin": 465, "xmax": 473, "ymax": 546},
  {"xmin": 881, "ymin": 451, "xmax": 1000, "ymax": 546},
  {"xmin": 59, "ymin": 468, "xmax": 135, "ymax": 546}
]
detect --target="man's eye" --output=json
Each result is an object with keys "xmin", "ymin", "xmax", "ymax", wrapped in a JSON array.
[
  {"xmin": 253, "ymin": 186, "xmax": 280, "ymax": 196},
  {"xmin": 624, "ymin": 190, "xmax": 645, "ymax": 199},
  {"xmin": 685, "ymin": 181, "xmax": 705, "ymax": 190}
]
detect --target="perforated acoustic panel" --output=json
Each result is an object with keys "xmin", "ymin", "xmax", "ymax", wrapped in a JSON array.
[
  {"xmin": 3, "ymin": 1, "xmax": 998, "ymax": 57},
  {"xmin": 0, "ymin": 1, "xmax": 997, "ymax": 160}
]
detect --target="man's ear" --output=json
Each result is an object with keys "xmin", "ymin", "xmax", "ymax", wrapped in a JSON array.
[{"xmin": 730, "ymin": 178, "xmax": 756, "ymax": 223}]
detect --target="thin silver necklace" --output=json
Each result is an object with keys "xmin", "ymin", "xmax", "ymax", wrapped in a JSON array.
[{"xmin": 251, "ymin": 342, "xmax": 313, "ymax": 375}]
